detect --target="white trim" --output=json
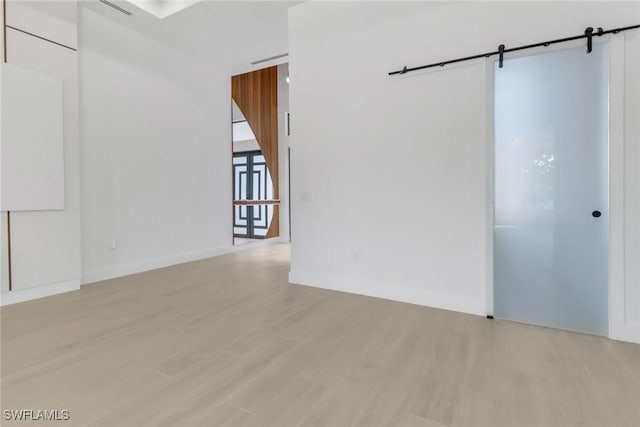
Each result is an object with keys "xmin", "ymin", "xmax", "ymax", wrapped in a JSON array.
[
  {"xmin": 289, "ymin": 270, "xmax": 485, "ymax": 317},
  {"xmin": 608, "ymin": 34, "xmax": 625, "ymax": 340},
  {"xmin": 484, "ymin": 57, "xmax": 495, "ymax": 317},
  {"xmin": 608, "ymin": 35, "xmax": 640, "ymax": 344},
  {"xmin": 0, "ymin": 278, "xmax": 79, "ymax": 306},
  {"xmin": 609, "ymin": 324, "xmax": 640, "ymax": 344},
  {"xmin": 82, "ymin": 246, "xmax": 234, "ymax": 284},
  {"xmin": 81, "ymin": 237, "xmax": 286, "ymax": 285}
]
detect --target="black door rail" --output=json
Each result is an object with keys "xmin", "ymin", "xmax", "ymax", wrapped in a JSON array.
[{"xmin": 389, "ymin": 24, "xmax": 640, "ymax": 76}]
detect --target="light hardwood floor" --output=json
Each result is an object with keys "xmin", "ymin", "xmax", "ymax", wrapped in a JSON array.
[{"xmin": 1, "ymin": 243, "xmax": 639, "ymax": 427}]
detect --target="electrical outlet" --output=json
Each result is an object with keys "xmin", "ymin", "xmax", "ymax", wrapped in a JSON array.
[{"xmin": 110, "ymin": 240, "xmax": 117, "ymax": 250}]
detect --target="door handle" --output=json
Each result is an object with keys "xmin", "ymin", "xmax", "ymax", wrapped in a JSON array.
[{"xmin": 592, "ymin": 210, "xmax": 602, "ymax": 218}]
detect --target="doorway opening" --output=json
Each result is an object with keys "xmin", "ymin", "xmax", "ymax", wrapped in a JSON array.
[{"xmin": 231, "ymin": 64, "xmax": 290, "ymax": 246}]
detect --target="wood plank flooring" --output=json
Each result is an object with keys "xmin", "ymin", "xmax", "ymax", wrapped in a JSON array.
[{"xmin": 1, "ymin": 243, "xmax": 639, "ymax": 426}]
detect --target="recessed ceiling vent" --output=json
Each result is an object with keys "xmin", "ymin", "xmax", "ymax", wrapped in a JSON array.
[{"xmin": 251, "ymin": 53, "xmax": 288, "ymax": 66}]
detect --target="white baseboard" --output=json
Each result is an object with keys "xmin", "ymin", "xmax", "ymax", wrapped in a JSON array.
[
  {"xmin": 609, "ymin": 323, "xmax": 640, "ymax": 344},
  {"xmin": 82, "ymin": 237, "xmax": 287, "ymax": 285},
  {"xmin": 289, "ymin": 270, "xmax": 640, "ymax": 344},
  {"xmin": 81, "ymin": 245, "xmax": 235, "ymax": 285},
  {"xmin": 0, "ymin": 278, "xmax": 80, "ymax": 306},
  {"xmin": 288, "ymin": 270, "xmax": 486, "ymax": 317}
]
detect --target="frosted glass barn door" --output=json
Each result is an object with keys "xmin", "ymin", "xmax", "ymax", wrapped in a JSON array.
[{"xmin": 493, "ymin": 43, "xmax": 609, "ymax": 335}]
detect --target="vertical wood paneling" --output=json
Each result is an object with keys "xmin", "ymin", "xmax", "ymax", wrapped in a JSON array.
[{"xmin": 232, "ymin": 66, "xmax": 279, "ymax": 238}]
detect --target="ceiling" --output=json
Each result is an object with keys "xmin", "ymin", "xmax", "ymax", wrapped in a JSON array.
[
  {"xmin": 82, "ymin": 0, "xmax": 299, "ymax": 75},
  {"xmin": 125, "ymin": 0, "xmax": 205, "ymax": 19}
]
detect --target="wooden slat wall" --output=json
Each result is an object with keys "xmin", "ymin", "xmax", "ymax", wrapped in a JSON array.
[{"xmin": 232, "ymin": 66, "xmax": 279, "ymax": 238}]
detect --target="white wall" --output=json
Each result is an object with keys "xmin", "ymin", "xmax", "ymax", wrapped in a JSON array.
[
  {"xmin": 79, "ymin": 5, "xmax": 234, "ymax": 283},
  {"xmin": 232, "ymin": 106, "xmax": 260, "ymax": 152},
  {"xmin": 233, "ymin": 139, "xmax": 260, "ymax": 153},
  {"xmin": 80, "ymin": 2, "xmax": 293, "ymax": 283},
  {"xmin": 288, "ymin": 1, "xmax": 640, "ymax": 341}
]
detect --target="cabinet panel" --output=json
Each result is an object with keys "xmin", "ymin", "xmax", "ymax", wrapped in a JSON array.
[
  {"xmin": 6, "ymin": 28, "xmax": 80, "ymax": 290},
  {"xmin": 1, "ymin": 62, "xmax": 65, "ymax": 211}
]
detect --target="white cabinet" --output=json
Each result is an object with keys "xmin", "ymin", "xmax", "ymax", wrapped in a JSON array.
[
  {"xmin": 2, "ymin": 18, "xmax": 80, "ymax": 295},
  {"xmin": 1, "ymin": 62, "xmax": 65, "ymax": 211}
]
